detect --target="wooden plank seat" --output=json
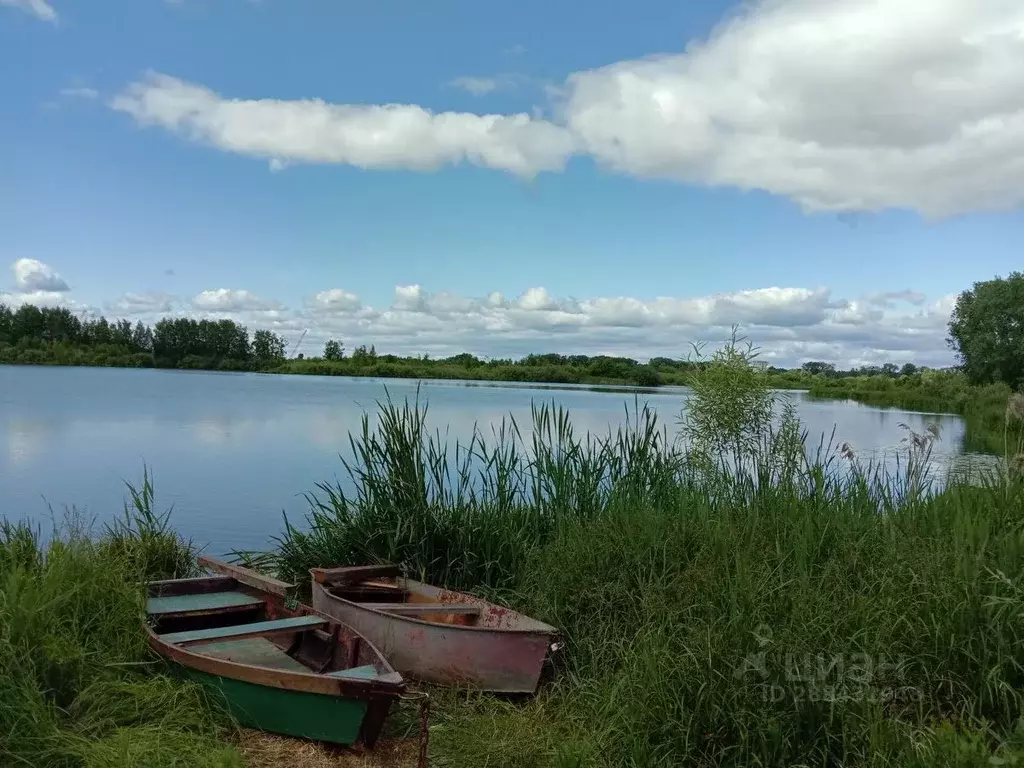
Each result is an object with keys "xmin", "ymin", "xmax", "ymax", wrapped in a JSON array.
[
  {"xmin": 361, "ymin": 602, "xmax": 481, "ymax": 616},
  {"xmin": 312, "ymin": 564, "xmax": 401, "ymax": 586},
  {"xmin": 200, "ymin": 638, "xmax": 310, "ymax": 673},
  {"xmin": 326, "ymin": 665, "xmax": 381, "ymax": 680},
  {"xmin": 158, "ymin": 615, "xmax": 328, "ymax": 647},
  {"xmin": 146, "ymin": 591, "xmax": 263, "ymax": 617}
]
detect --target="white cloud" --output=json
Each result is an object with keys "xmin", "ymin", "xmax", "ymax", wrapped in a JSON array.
[
  {"xmin": 865, "ymin": 290, "xmax": 928, "ymax": 308},
  {"xmin": 0, "ymin": 290, "xmax": 71, "ymax": 309},
  {"xmin": 561, "ymin": 0, "xmax": 1024, "ymax": 216},
  {"xmin": 191, "ymin": 289, "xmax": 282, "ymax": 312},
  {"xmin": 13, "ymin": 259, "xmax": 69, "ymax": 292},
  {"xmin": 183, "ymin": 282, "xmax": 950, "ymax": 368},
  {"xmin": 307, "ymin": 288, "xmax": 362, "ymax": 313},
  {"xmin": 1, "ymin": 0, "xmax": 57, "ymax": 22},
  {"xmin": 516, "ymin": 286, "xmax": 564, "ymax": 312},
  {"xmin": 112, "ymin": 1, "xmax": 1024, "ymax": 216},
  {"xmin": 82, "ymin": 280, "xmax": 959, "ymax": 368},
  {"xmin": 60, "ymin": 87, "xmax": 99, "ymax": 100},
  {"xmin": 449, "ymin": 75, "xmax": 522, "ymax": 96},
  {"xmin": 111, "ymin": 72, "xmax": 575, "ymax": 176},
  {"xmin": 106, "ymin": 292, "xmax": 177, "ymax": 316},
  {"xmin": 391, "ymin": 284, "xmax": 423, "ymax": 311},
  {"xmin": 450, "ymin": 77, "xmax": 501, "ymax": 96}
]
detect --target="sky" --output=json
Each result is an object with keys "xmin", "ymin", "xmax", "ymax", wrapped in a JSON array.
[{"xmin": 1, "ymin": 0, "xmax": 1022, "ymax": 367}]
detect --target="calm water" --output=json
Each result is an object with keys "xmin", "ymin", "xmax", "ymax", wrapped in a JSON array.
[{"xmin": 0, "ymin": 366, "xmax": 989, "ymax": 555}]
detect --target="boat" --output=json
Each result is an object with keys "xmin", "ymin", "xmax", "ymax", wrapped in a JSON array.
[
  {"xmin": 310, "ymin": 564, "xmax": 561, "ymax": 694},
  {"xmin": 145, "ymin": 556, "xmax": 405, "ymax": 747}
]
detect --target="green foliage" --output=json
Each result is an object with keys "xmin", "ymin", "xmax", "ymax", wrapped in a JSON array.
[
  {"xmin": 949, "ymin": 271, "xmax": 1024, "ymax": 389},
  {"xmin": 251, "ymin": 329, "xmax": 285, "ymax": 367},
  {"xmin": 683, "ymin": 332, "xmax": 776, "ymax": 457},
  {"xmin": 322, "ymin": 338, "xmax": 343, "ymax": 361},
  {"xmin": 809, "ymin": 369, "xmax": 1019, "ymax": 454},
  {"xmin": 0, "ymin": 482, "xmax": 238, "ymax": 767},
  {"xmin": 257, "ymin": 347, "xmax": 1024, "ymax": 767},
  {"xmin": 249, "ymin": 393, "xmax": 679, "ymax": 595},
  {"xmin": 496, "ymin": 478, "xmax": 1024, "ymax": 767},
  {"xmin": 0, "ymin": 464, "xmax": 534, "ymax": 764},
  {"xmin": 99, "ymin": 468, "xmax": 198, "ymax": 581},
  {"xmin": 153, "ymin": 318, "xmax": 252, "ymax": 368}
]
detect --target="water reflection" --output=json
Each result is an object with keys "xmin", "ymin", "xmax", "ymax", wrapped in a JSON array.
[{"xmin": 0, "ymin": 366, "xmax": 994, "ymax": 556}]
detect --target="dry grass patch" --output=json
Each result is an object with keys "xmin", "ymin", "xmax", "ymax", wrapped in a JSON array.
[{"xmin": 236, "ymin": 730, "xmax": 421, "ymax": 768}]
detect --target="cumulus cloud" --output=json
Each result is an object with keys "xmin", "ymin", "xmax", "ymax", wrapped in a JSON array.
[
  {"xmin": 106, "ymin": 292, "xmax": 177, "ymax": 316},
  {"xmin": 0, "ymin": 290, "xmax": 73, "ymax": 309},
  {"xmin": 13, "ymin": 259, "xmax": 69, "ymax": 292},
  {"xmin": 191, "ymin": 289, "xmax": 282, "ymax": 312},
  {"xmin": 112, "ymin": 1, "xmax": 1024, "ymax": 216},
  {"xmin": 562, "ymin": 0, "xmax": 1024, "ymax": 216},
  {"xmin": 307, "ymin": 289, "xmax": 362, "ymax": 313},
  {"xmin": 196, "ymin": 283, "xmax": 954, "ymax": 368},
  {"xmin": 111, "ymin": 73, "xmax": 575, "ymax": 176},
  {"xmin": 1, "ymin": 0, "xmax": 56, "ymax": 22},
  {"xmin": 82, "ymin": 280, "xmax": 959, "ymax": 368}
]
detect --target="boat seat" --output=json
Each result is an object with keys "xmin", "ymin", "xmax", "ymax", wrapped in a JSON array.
[
  {"xmin": 326, "ymin": 665, "xmax": 380, "ymax": 680},
  {"xmin": 147, "ymin": 591, "xmax": 263, "ymax": 618},
  {"xmin": 158, "ymin": 615, "xmax": 328, "ymax": 647},
  {"xmin": 199, "ymin": 638, "xmax": 310, "ymax": 673},
  {"xmin": 363, "ymin": 602, "xmax": 481, "ymax": 616}
]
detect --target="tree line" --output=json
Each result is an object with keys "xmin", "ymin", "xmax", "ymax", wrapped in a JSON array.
[
  {"xmin": 4, "ymin": 269, "xmax": 1021, "ymax": 391},
  {"xmin": 0, "ymin": 303, "xmax": 287, "ymax": 370}
]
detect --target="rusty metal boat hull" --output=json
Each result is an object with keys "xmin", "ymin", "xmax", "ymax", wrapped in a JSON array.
[{"xmin": 311, "ymin": 575, "xmax": 559, "ymax": 694}]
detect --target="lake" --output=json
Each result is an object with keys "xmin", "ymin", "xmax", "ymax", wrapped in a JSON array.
[{"xmin": 0, "ymin": 366, "xmax": 989, "ymax": 555}]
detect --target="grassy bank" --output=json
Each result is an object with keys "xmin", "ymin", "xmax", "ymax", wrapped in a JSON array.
[
  {"xmin": 0, "ymin": 477, "xmax": 242, "ymax": 767},
  {"xmin": 248, "ymin": 377, "xmax": 1024, "ymax": 766},
  {"xmin": 9, "ymin": 346, "xmax": 1024, "ymax": 766},
  {"xmin": 808, "ymin": 370, "xmax": 1019, "ymax": 453}
]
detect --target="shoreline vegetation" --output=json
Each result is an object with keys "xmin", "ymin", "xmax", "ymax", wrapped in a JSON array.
[
  {"xmin": 5, "ymin": 335, "xmax": 1024, "ymax": 766},
  {"xmin": 0, "ymin": 299, "xmax": 1014, "ymax": 424}
]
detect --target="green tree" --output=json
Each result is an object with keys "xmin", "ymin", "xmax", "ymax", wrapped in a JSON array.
[
  {"xmin": 802, "ymin": 361, "xmax": 836, "ymax": 377},
  {"xmin": 948, "ymin": 272, "xmax": 1024, "ymax": 389},
  {"xmin": 252, "ymin": 329, "xmax": 286, "ymax": 365},
  {"xmin": 131, "ymin": 322, "xmax": 154, "ymax": 353},
  {"xmin": 323, "ymin": 339, "xmax": 343, "ymax": 361}
]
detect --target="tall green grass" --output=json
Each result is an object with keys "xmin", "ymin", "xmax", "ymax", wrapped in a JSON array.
[
  {"xmin": 259, "ymin": 347, "xmax": 1024, "ymax": 766},
  {"xmin": 0, "ymin": 474, "xmax": 240, "ymax": 767}
]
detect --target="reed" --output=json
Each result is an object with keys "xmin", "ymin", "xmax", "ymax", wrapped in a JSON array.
[{"xmin": 0, "ymin": 477, "xmax": 240, "ymax": 767}]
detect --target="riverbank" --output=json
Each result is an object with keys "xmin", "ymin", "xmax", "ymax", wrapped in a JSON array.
[
  {"xmin": 0, "ymin": 478, "xmax": 242, "ymax": 767},
  {"xmin": 6, "ymin": 371, "xmax": 1024, "ymax": 766}
]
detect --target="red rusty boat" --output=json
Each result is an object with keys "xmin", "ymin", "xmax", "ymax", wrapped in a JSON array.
[{"xmin": 310, "ymin": 565, "xmax": 560, "ymax": 694}]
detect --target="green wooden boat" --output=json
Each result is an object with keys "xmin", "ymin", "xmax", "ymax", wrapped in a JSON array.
[{"xmin": 145, "ymin": 556, "xmax": 405, "ymax": 747}]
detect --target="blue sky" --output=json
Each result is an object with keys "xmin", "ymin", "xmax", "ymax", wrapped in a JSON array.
[{"xmin": 2, "ymin": 0, "xmax": 1022, "ymax": 366}]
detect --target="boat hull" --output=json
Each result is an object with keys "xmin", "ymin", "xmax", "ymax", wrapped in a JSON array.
[
  {"xmin": 178, "ymin": 664, "xmax": 368, "ymax": 745},
  {"xmin": 312, "ymin": 580, "xmax": 557, "ymax": 693}
]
